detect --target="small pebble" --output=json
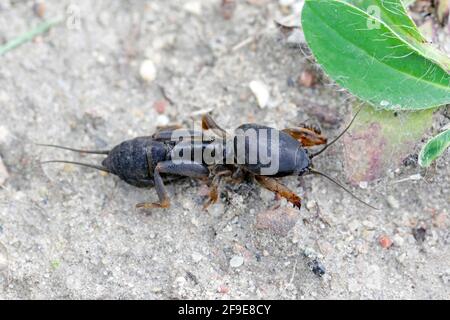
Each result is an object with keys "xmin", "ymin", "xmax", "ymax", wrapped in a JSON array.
[
  {"xmin": 221, "ymin": 0, "xmax": 236, "ymax": 19},
  {"xmin": 412, "ymin": 227, "xmax": 426, "ymax": 243},
  {"xmin": 298, "ymin": 70, "xmax": 317, "ymax": 88},
  {"xmin": 0, "ymin": 91, "xmax": 9, "ymax": 103},
  {"xmin": 0, "ymin": 242, "xmax": 8, "ymax": 271},
  {"xmin": 183, "ymin": 1, "xmax": 202, "ymax": 15},
  {"xmin": 191, "ymin": 252, "xmax": 203, "ymax": 263},
  {"xmin": 217, "ymin": 285, "xmax": 229, "ymax": 294},
  {"xmin": 93, "ymin": 51, "xmax": 106, "ymax": 65},
  {"xmin": 359, "ymin": 181, "xmax": 368, "ymax": 189},
  {"xmin": 396, "ymin": 253, "xmax": 407, "ymax": 264},
  {"xmin": 287, "ymin": 76, "xmax": 295, "ymax": 87},
  {"xmin": 306, "ymin": 200, "xmax": 316, "ymax": 211},
  {"xmin": 229, "ymin": 255, "xmax": 244, "ymax": 268},
  {"xmin": 33, "ymin": 1, "xmax": 46, "ymax": 18},
  {"xmin": 279, "ymin": 0, "xmax": 295, "ymax": 6},
  {"xmin": 303, "ymin": 247, "xmax": 317, "ymax": 259},
  {"xmin": 379, "ymin": 235, "xmax": 393, "ymax": 248},
  {"xmin": 308, "ymin": 259, "xmax": 326, "ymax": 277},
  {"xmin": 156, "ymin": 114, "xmax": 170, "ymax": 127},
  {"xmin": 249, "ymin": 80, "xmax": 270, "ymax": 108},
  {"xmin": 409, "ymin": 174, "xmax": 422, "ymax": 180},
  {"xmin": 387, "ymin": 195, "xmax": 400, "ymax": 209},
  {"xmin": 139, "ymin": 60, "xmax": 157, "ymax": 82},
  {"xmin": 153, "ymin": 99, "xmax": 168, "ymax": 114},
  {"xmin": 432, "ymin": 212, "xmax": 447, "ymax": 228},
  {"xmin": 402, "ymin": 154, "xmax": 418, "ymax": 167},
  {"xmin": 0, "ymin": 156, "xmax": 9, "ymax": 186},
  {"xmin": 392, "ymin": 234, "xmax": 404, "ymax": 247}
]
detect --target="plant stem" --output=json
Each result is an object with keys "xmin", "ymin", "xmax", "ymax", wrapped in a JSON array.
[{"xmin": 0, "ymin": 17, "xmax": 63, "ymax": 56}]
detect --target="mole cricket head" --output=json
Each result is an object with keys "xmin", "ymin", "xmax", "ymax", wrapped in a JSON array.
[
  {"xmin": 295, "ymin": 147, "xmax": 313, "ymax": 176},
  {"xmin": 101, "ymin": 155, "xmax": 115, "ymax": 174}
]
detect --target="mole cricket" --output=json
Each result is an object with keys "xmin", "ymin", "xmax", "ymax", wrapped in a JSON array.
[{"xmin": 40, "ymin": 111, "xmax": 378, "ymax": 210}]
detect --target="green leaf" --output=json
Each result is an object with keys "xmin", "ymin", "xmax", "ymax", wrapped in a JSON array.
[
  {"xmin": 343, "ymin": 104, "xmax": 433, "ymax": 183},
  {"xmin": 345, "ymin": 0, "xmax": 450, "ymax": 71},
  {"xmin": 418, "ymin": 129, "xmax": 450, "ymax": 167},
  {"xmin": 346, "ymin": 0, "xmax": 425, "ymax": 43},
  {"xmin": 301, "ymin": 0, "xmax": 450, "ymax": 110}
]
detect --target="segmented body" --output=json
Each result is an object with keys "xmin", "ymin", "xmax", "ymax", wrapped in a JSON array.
[{"xmin": 100, "ymin": 124, "xmax": 311, "ymax": 188}]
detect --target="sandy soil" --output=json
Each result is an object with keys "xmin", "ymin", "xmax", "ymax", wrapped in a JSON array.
[{"xmin": 0, "ymin": 0, "xmax": 449, "ymax": 299}]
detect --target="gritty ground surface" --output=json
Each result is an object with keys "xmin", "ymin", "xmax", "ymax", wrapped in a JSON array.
[{"xmin": 0, "ymin": 0, "xmax": 449, "ymax": 299}]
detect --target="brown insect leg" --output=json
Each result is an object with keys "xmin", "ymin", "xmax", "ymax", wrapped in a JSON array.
[
  {"xmin": 202, "ymin": 114, "xmax": 227, "ymax": 139},
  {"xmin": 282, "ymin": 126, "xmax": 327, "ymax": 147},
  {"xmin": 136, "ymin": 159, "xmax": 210, "ymax": 210},
  {"xmin": 203, "ymin": 168, "xmax": 233, "ymax": 209},
  {"xmin": 254, "ymin": 175, "xmax": 302, "ymax": 209}
]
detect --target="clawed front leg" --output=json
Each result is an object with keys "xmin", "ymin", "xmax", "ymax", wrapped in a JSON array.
[
  {"xmin": 282, "ymin": 125, "xmax": 327, "ymax": 147},
  {"xmin": 254, "ymin": 175, "xmax": 302, "ymax": 209},
  {"xmin": 203, "ymin": 168, "xmax": 233, "ymax": 209}
]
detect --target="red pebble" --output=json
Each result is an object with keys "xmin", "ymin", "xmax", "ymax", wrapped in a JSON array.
[
  {"xmin": 153, "ymin": 99, "xmax": 168, "ymax": 114},
  {"xmin": 378, "ymin": 235, "xmax": 393, "ymax": 248},
  {"xmin": 218, "ymin": 285, "xmax": 229, "ymax": 294}
]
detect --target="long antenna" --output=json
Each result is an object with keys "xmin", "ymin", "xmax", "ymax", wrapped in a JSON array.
[
  {"xmin": 310, "ymin": 106, "xmax": 363, "ymax": 158},
  {"xmin": 41, "ymin": 160, "xmax": 111, "ymax": 173},
  {"xmin": 37, "ymin": 143, "xmax": 110, "ymax": 155},
  {"xmin": 308, "ymin": 169, "xmax": 380, "ymax": 210}
]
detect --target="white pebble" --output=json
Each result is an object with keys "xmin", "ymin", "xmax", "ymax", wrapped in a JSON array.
[
  {"xmin": 397, "ymin": 253, "xmax": 407, "ymax": 264},
  {"xmin": 387, "ymin": 195, "xmax": 400, "ymax": 209},
  {"xmin": 192, "ymin": 252, "xmax": 203, "ymax": 263},
  {"xmin": 0, "ymin": 156, "xmax": 9, "ymax": 186},
  {"xmin": 183, "ymin": 1, "xmax": 202, "ymax": 16},
  {"xmin": 139, "ymin": 60, "xmax": 157, "ymax": 82},
  {"xmin": 0, "ymin": 91, "xmax": 9, "ymax": 103},
  {"xmin": 306, "ymin": 200, "xmax": 316, "ymax": 210},
  {"xmin": 156, "ymin": 115, "xmax": 169, "ymax": 127},
  {"xmin": 0, "ymin": 126, "xmax": 12, "ymax": 145},
  {"xmin": 279, "ymin": 0, "xmax": 295, "ymax": 6},
  {"xmin": 393, "ymin": 234, "xmax": 404, "ymax": 247},
  {"xmin": 359, "ymin": 181, "xmax": 368, "ymax": 189},
  {"xmin": 249, "ymin": 80, "xmax": 270, "ymax": 108},
  {"xmin": 0, "ymin": 242, "xmax": 8, "ymax": 271},
  {"xmin": 229, "ymin": 255, "xmax": 244, "ymax": 268}
]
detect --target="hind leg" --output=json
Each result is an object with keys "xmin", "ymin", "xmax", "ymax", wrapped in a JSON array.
[
  {"xmin": 254, "ymin": 175, "xmax": 302, "ymax": 209},
  {"xmin": 136, "ymin": 160, "xmax": 210, "ymax": 209}
]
